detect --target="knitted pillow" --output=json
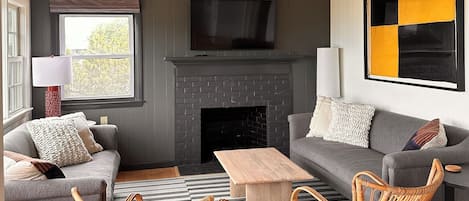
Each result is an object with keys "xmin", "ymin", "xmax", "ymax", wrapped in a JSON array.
[
  {"xmin": 27, "ymin": 119, "xmax": 92, "ymax": 167},
  {"xmin": 61, "ymin": 112, "xmax": 103, "ymax": 154},
  {"xmin": 306, "ymin": 96, "xmax": 332, "ymax": 138},
  {"xmin": 324, "ymin": 101, "xmax": 375, "ymax": 148},
  {"xmin": 403, "ymin": 119, "xmax": 447, "ymax": 151}
]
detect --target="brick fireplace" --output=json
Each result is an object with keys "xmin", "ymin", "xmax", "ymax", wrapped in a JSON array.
[{"xmin": 170, "ymin": 57, "xmax": 295, "ymax": 165}]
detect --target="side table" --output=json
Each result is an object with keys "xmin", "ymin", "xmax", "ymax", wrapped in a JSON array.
[{"xmin": 445, "ymin": 164, "xmax": 469, "ymax": 201}]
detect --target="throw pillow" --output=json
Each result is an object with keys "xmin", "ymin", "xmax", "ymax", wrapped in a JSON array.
[
  {"xmin": 5, "ymin": 161, "xmax": 47, "ymax": 181},
  {"xmin": 4, "ymin": 151, "xmax": 65, "ymax": 179},
  {"xmin": 325, "ymin": 101, "xmax": 375, "ymax": 148},
  {"xmin": 4, "ymin": 156, "xmax": 16, "ymax": 172},
  {"xmin": 403, "ymin": 119, "xmax": 447, "ymax": 151},
  {"xmin": 306, "ymin": 96, "xmax": 332, "ymax": 138},
  {"xmin": 61, "ymin": 112, "xmax": 103, "ymax": 154},
  {"xmin": 27, "ymin": 119, "xmax": 92, "ymax": 167}
]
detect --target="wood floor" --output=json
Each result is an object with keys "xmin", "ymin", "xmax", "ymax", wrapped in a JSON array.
[{"xmin": 116, "ymin": 166, "xmax": 180, "ymax": 182}]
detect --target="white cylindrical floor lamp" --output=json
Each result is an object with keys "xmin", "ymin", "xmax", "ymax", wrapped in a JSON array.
[{"xmin": 317, "ymin": 48, "xmax": 341, "ymax": 98}]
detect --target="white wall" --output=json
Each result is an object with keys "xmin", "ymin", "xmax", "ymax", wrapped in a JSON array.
[{"xmin": 331, "ymin": 0, "xmax": 469, "ymax": 129}]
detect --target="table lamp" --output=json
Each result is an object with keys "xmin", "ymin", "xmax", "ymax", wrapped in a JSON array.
[
  {"xmin": 316, "ymin": 47, "xmax": 340, "ymax": 98},
  {"xmin": 32, "ymin": 56, "xmax": 72, "ymax": 117}
]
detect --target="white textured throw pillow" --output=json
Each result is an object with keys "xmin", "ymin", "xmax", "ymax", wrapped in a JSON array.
[
  {"xmin": 60, "ymin": 112, "xmax": 103, "ymax": 154},
  {"xmin": 325, "ymin": 101, "xmax": 375, "ymax": 148},
  {"xmin": 306, "ymin": 96, "xmax": 332, "ymax": 138},
  {"xmin": 27, "ymin": 119, "xmax": 92, "ymax": 167}
]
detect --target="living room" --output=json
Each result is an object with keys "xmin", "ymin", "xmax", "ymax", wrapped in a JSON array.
[{"xmin": 1, "ymin": 0, "xmax": 469, "ymax": 201}]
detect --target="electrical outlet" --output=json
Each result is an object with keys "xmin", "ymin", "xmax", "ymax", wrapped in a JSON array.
[{"xmin": 100, "ymin": 116, "xmax": 108, "ymax": 125}]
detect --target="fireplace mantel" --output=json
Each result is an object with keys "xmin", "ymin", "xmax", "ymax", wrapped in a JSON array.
[{"xmin": 164, "ymin": 55, "xmax": 311, "ymax": 65}]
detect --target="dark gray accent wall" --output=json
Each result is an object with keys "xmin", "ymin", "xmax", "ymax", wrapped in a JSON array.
[{"xmin": 31, "ymin": 0, "xmax": 330, "ymax": 168}]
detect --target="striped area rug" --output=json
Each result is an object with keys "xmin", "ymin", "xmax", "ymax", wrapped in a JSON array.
[{"xmin": 114, "ymin": 173, "xmax": 349, "ymax": 201}]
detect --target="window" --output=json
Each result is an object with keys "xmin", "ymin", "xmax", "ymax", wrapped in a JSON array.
[
  {"xmin": 59, "ymin": 14, "xmax": 135, "ymax": 100},
  {"xmin": 3, "ymin": 4, "xmax": 25, "ymax": 119}
]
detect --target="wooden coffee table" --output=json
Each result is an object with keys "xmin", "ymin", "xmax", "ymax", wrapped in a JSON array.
[{"xmin": 214, "ymin": 148, "xmax": 313, "ymax": 201}]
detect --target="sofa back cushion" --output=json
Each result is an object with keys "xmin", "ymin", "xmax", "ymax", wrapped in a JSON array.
[
  {"xmin": 369, "ymin": 110, "xmax": 427, "ymax": 154},
  {"xmin": 4, "ymin": 124, "xmax": 38, "ymax": 158}
]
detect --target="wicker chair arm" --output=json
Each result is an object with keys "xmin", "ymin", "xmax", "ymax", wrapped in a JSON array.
[
  {"xmin": 125, "ymin": 193, "xmax": 143, "ymax": 201},
  {"xmin": 290, "ymin": 186, "xmax": 328, "ymax": 201}
]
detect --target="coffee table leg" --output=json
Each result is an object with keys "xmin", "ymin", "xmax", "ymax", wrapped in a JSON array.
[
  {"xmin": 230, "ymin": 179, "xmax": 246, "ymax": 197},
  {"xmin": 246, "ymin": 182, "xmax": 292, "ymax": 201}
]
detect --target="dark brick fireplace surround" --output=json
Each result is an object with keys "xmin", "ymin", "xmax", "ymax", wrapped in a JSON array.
[{"xmin": 170, "ymin": 57, "xmax": 296, "ymax": 165}]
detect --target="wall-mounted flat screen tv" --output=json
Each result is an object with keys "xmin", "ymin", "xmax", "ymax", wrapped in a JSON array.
[{"xmin": 191, "ymin": 0, "xmax": 276, "ymax": 50}]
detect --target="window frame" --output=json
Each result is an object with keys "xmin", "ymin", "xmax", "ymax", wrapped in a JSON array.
[
  {"xmin": 59, "ymin": 14, "xmax": 136, "ymax": 101},
  {"xmin": 55, "ymin": 13, "xmax": 144, "ymax": 109},
  {"xmin": 4, "ymin": 2, "xmax": 28, "ymax": 119}
]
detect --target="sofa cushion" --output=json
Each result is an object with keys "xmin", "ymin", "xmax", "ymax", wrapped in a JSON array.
[
  {"xmin": 61, "ymin": 150, "xmax": 120, "ymax": 200},
  {"xmin": 291, "ymin": 137, "xmax": 383, "ymax": 184},
  {"xmin": 4, "ymin": 124, "xmax": 38, "ymax": 158},
  {"xmin": 369, "ymin": 110, "xmax": 427, "ymax": 154}
]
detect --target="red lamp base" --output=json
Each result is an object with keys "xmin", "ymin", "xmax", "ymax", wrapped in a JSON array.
[{"xmin": 45, "ymin": 86, "xmax": 61, "ymax": 117}]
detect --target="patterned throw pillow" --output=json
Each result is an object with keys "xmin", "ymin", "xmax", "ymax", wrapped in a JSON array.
[
  {"xmin": 324, "ymin": 101, "xmax": 375, "ymax": 148},
  {"xmin": 403, "ymin": 119, "xmax": 447, "ymax": 151},
  {"xmin": 27, "ymin": 119, "xmax": 92, "ymax": 167},
  {"xmin": 306, "ymin": 96, "xmax": 332, "ymax": 138},
  {"xmin": 61, "ymin": 112, "xmax": 103, "ymax": 154}
]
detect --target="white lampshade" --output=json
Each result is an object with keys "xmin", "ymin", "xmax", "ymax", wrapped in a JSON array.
[
  {"xmin": 317, "ymin": 48, "xmax": 340, "ymax": 98},
  {"xmin": 32, "ymin": 56, "xmax": 72, "ymax": 87}
]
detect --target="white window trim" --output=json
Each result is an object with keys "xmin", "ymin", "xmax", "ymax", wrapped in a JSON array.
[
  {"xmin": 2, "ymin": 0, "xmax": 31, "ymax": 128},
  {"xmin": 59, "ymin": 14, "xmax": 135, "ymax": 101}
]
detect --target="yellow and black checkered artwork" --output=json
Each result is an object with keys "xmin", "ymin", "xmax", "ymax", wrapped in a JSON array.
[{"xmin": 366, "ymin": 0, "xmax": 465, "ymax": 91}]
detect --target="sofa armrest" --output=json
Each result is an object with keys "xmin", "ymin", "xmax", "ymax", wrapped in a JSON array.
[
  {"xmin": 5, "ymin": 177, "xmax": 107, "ymax": 201},
  {"xmin": 382, "ymin": 138, "xmax": 469, "ymax": 186},
  {"xmin": 90, "ymin": 125, "xmax": 118, "ymax": 150},
  {"xmin": 288, "ymin": 113, "xmax": 312, "ymax": 144}
]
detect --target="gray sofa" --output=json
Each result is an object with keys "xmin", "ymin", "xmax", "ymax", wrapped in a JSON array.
[
  {"xmin": 4, "ymin": 123, "xmax": 120, "ymax": 201},
  {"xmin": 289, "ymin": 110, "xmax": 469, "ymax": 199}
]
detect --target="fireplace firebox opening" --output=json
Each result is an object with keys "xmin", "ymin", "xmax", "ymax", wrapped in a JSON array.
[{"xmin": 201, "ymin": 106, "xmax": 267, "ymax": 163}]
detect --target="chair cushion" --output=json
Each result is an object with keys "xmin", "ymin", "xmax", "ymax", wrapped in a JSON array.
[
  {"xmin": 291, "ymin": 137, "xmax": 384, "ymax": 183},
  {"xmin": 61, "ymin": 150, "xmax": 120, "ymax": 200}
]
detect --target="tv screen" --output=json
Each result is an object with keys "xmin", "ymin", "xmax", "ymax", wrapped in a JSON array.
[{"xmin": 191, "ymin": 0, "xmax": 276, "ymax": 50}]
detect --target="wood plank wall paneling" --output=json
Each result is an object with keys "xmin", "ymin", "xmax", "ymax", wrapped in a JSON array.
[{"xmin": 31, "ymin": 0, "xmax": 330, "ymax": 169}]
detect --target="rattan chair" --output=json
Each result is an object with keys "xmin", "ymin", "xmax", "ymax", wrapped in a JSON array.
[
  {"xmin": 291, "ymin": 158, "xmax": 444, "ymax": 201},
  {"xmin": 71, "ymin": 187, "xmax": 143, "ymax": 201}
]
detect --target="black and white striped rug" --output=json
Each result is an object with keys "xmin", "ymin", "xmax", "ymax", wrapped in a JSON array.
[{"xmin": 114, "ymin": 173, "xmax": 349, "ymax": 201}]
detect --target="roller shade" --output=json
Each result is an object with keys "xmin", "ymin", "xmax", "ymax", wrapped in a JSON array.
[{"xmin": 50, "ymin": 0, "xmax": 140, "ymax": 13}]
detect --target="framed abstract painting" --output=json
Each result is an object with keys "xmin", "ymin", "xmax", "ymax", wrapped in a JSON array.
[{"xmin": 364, "ymin": 0, "xmax": 465, "ymax": 91}]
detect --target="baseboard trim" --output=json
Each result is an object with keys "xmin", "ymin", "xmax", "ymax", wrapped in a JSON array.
[{"xmin": 120, "ymin": 161, "xmax": 177, "ymax": 171}]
